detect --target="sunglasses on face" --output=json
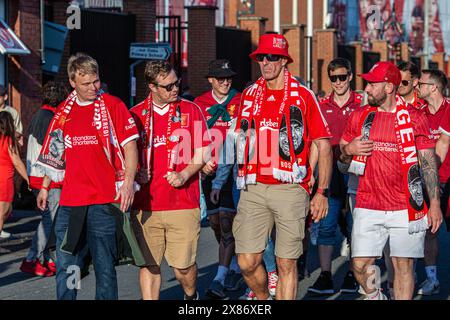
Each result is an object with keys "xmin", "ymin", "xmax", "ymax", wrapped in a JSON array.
[
  {"xmin": 154, "ymin": 79, "xmax": 181, "ymax": 92},
  {"xmin": 255, "ymin": 54, "xmax": 282, "ymax": 62},
  {"xmin": 418, "ymin": 82, "xmax": 434, "ymax": 88},
  {"xmin": 216, "ymin": 77, "xmax": 233, "ymax": 84},
  {"xmin": 401, "ymin": 80, "xmax": 411, "ymax": 86},
  {"xmin": 329, "ymin": 74, "xmax": 349, "ymax": 83}
]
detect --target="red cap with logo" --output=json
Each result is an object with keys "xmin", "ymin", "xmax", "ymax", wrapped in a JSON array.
[
  {"xmin": 249, "ymin": 34, "xmax": 293, "ymax": 64},
  {"xmin": 359, "ymin": 61, "xmax": 402, "ymax": 86}
]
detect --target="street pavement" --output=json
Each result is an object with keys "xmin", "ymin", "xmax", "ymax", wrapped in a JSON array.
[{"xmin": 1, "ymin": 209, "xmax": 450, "ymax": 300}]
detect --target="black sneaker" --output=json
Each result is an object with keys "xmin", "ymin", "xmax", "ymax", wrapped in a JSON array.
[
  {"xmin": 205, "ymin": 280, "xmax": 228, "ymax": 300},
  {"xmin": 307, "ymin": 272, "xmax": 334, "ymax": 295},
  {"xmin": 340, "ymin": 271, "xmax": 359, "ymax": 293}
]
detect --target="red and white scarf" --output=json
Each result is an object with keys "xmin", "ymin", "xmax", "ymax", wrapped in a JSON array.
[
  {"xmin": 348, "ymin": 96, "xmax": 428, "ymax": 233},
  {"xmin": 36, "ymin": 90, "xmax": 139, "ymax": 192},
  {"xmin": 235, "ymin": 69, "xmax": 308, "ymax": 189},
  {"xmin": 139, "ymin": 94, "xmax": 182, "ymax": 176}
]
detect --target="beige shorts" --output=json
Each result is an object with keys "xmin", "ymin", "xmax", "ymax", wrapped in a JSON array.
[
  {"xmin": 233, "ymin": 183, "xmax": 309, "ymax": 259},
  {"xmin": 130, "ymin": 208, "xmax": 200, "ymax": 269}
]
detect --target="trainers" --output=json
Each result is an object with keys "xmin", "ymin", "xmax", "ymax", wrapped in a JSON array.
[
  {"xmin": 340, "ymin": 271, "xmax": 358, "ymax": 293},
  {"xmin": 239, "ymin": 287, "xmax": 256, "ymax": 300},
  {"xmin": 268, "ymin": 271, "xmax": 278, "ymax": 297},
  {"xmin": 340, "ymin": 238, "xmax": 350, "ymax": 258},
  {"xmin": 184, "ymin": 291, "xmax": 199, "ymax": 300},
  {"xmin": 45, "ymin": 260, "xmax": 57, "ymax": 274},
  {"xmin": 364, "ymin": 289, "xmax": 388, "ymax": 300},
  {"xmin": 417, "ymin": 279, "xmax": 440, "ymax": 296},
  {"xmin": 0, "ymin": 230, "xmax": 11, "ymax": 239},
  {"xmin": 308, "ymin": 272, "xmax": 334, "ymax": 295},
  {"xmin": 20, "ymin": 259, "xmax": 54, "ymax": 277},
  {"xmin": 205, "ymin": 280, "xmax": 228, "ymax": 300},
  {"xmin": 224, "ymin": 271, "xmax": 245, "ymax": 291}
]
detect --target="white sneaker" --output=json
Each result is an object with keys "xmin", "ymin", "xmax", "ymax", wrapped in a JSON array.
[
  {"xmin": 364, "ymin": 289, "xmax": 388, "ymax": 300},
  {"xmin": 0, "ymin": 230, "xmax": 11, "ymax": 239},
  {"xmin": 417, "ymin": 279, "xmax": 440, "ymax": 296},
  {"xmin": 340, "ymin": 238, "xmax": 350, "ymax": 258}
]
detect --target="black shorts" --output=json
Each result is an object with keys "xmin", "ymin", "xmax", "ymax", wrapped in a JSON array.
[{"xmin": 202, "ymin": 172, "xmax": 236, "ymax": 215}]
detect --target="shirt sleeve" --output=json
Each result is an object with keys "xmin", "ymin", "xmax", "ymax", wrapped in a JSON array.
[
  {"xmin": 305, "ymin": 90, "xmax": 332, "ymax": 141},
  {"xmin": 341, "ymin": 111, "xmax": 359, "ymax": 143},
  {"xmin": 439, "ymin": 106, "xmax": 450, "ymax": 136},
  {"xmin": 110, "ymin": 99, "xmax": 139, "ymax": 147},
  {"xmin": 412, "ymin": 110, "xmax": 436, "ymax": 150}
]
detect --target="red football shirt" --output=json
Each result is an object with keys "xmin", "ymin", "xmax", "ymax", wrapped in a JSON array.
[
  {"xmin": 255, "ymin": 87, "xmax": 331, "ymax": 192},
  {"xmin": 439, "ymin": 102, "xmax": 450, "ymax": 136},
  {"xmin": 342, "ymin": 105, "xmax": 435, "ymax": 211},
  {"xmin": 131, "ymin": 99, "xmax": 211, "ymax": 212},
  {"xmin": 59, "ymin": 94, "xmax": 139, "ymax": 206},
  {"xmin": 424, "ymin": 98, "xmax": 450, "ymax": 183}
]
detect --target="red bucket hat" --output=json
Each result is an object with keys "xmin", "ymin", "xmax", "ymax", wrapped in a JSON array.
[
  {"xmin": 359, "ymin": 61, "xmax": 402, "ymax": 86},
  {"xmin": 249, "ymin": 34, "xmax": 293, "ymax": 64}
]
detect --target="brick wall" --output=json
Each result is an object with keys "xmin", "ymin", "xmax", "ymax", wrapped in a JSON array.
[
  {"xmin": 313, "ymin": 29, "xmax": 337, "ymax": 94},
  {"xmin": 282, "ymin": 24, "xmax": 306, "ymax": 81},
  {"xmin": 187, "ymin": 6, "xmax": 217, "ymax": 97},
  {"xmin": 52, "ymin": 0, "xmax": 71, "ymax": 85},
  {"xmin": 371, "ymin": 40, "xmax": 389, "ymax": 62},
  {"xmin": 239, "ymin": 16, "xmax": 267, "ymax": 81}
]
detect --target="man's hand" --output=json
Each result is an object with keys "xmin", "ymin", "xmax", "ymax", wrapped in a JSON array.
[
  {"xmin": 428, "ymin": 204, "xmax": 443, "ymax": 234},
  {"xmin": 210, "ymin": 189, "xmax": 220, "ymax": 204},
  {"xmin": 164, "ymin": 171, "xmax": 188, "ymax": 188},
  {"xmin": 37, "ymin": 189, "xmax": 49, "ymax": 211},
  {"xmin": 115, "ymin": 182, "xmax": 135, "ymax": 212},
  {"xmin": 344, "ymin": 135, "xmax": 374, "ymax": 156},
  {"xmin": 202, "ymin": 161, "xmax": 216, "ymax": 176},
  {"xmin": 136, "ymin": 167, "xmax": 151, "ymax": 185},
  {"xmin": 310, "ymin": 193, "xmax": 328, "ymax": 223}
]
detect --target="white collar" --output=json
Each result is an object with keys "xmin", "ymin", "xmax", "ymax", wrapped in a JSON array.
[
  {"xmin": 76, "ymin": 98, "xmax": 94, "ymax": 106},
  {"xmin": 152, "ymin": 102, "xmax": 170, "ymax": 116},
  {"xmin": 212, "ymin": 90, "xmax": 228, "ymax": 104}
]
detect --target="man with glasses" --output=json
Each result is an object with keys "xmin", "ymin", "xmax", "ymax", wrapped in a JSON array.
[
  {"xmin": 233, "ymin": 33, "xmax": 332, "ymax": 300},
  {"xmin": 308, "ymin": 58, "xmax": 362, "ymax": 295},
  {"xmin": 194, "ymin": 59, "xmax": 243, "ymax": 299},
  {"xmin": 397, "ymin": 61, "xmax": 426, "ymax": 110},
  {"xmin": 416, "ymin": 69, "xmax": 450, "ymax": 296},
  {"xmin": 130, "ymin": 60, "xmax": 211, "ymax": 300},
  {"xmin": 340, "ymin": 62, "xmax": 442, "ymax": 300}
]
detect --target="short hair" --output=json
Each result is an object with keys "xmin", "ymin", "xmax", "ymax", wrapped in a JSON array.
[
  {"xmin": 144, "ymin": 60, "xmax": 174, "ymax": 85},
  {"xmin": 42, "ymin": 81, "xmax": 69, "ymax": 107},
  {"xmin": 422, "ymin": 69, "xmax": 448, "ymax": 95},
  {"xmin": 397, "ymin": 60, "xmax": 421, "ymax": 79},
  {"xmin": 328, "ymin": 58, "xmax": 352, "ymax": 76},
  {"xmin": 67, "ymin": 53, "xmax": 99, "ymax": 81}
]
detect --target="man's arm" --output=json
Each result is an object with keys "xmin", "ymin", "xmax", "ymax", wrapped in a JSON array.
[
  {"xmin": 310, "ymin": 138, "xmax": 332, "ymax": 222},
  {"xmin": 166, "ymin": 146, "xmax": 208, "ymax": 188},
  {"xmin": 435, "ymin": 134, "xmax": 450, "ymax": 167},
  {"xmin": 115, "ymin": 140, "xmax": 138, "ymax": 212},
  {"xmin": 418, "ymin": 148, "xmax": 443, "ymax": 233}
]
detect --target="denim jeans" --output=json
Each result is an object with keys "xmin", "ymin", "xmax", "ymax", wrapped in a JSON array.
[
  {"xmin": 55, "ymin": 204, "xmax": 118, "ymax": 300},
  {"xmin": 263, "ymin": 237, "xmax": 276, "ymax": 273},
  {"xmin": 27, "ymin": 189, "xmax": 61, "ymax": 262},
  {"xmin": 317, "ymin": 196, "xmax": 344, "ymax": 246}
]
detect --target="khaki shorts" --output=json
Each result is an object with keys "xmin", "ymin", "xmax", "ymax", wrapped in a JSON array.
[
  {"xmin": 233, "ymin": 183, "xmax": 309, "ymax": 259},
  {"xmin": 130, "ymin": 208, "xmax": 200, "ymax": 269}
]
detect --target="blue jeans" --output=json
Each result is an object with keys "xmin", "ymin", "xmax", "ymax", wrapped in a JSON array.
[
  {"xmin": 263, "ymin": 238, "xmax": 276, "ymax": 273},
  {"xmin": 55, "ymin": 204, "xmax": 118, "ymax": 300},
  {"xmin": 27, "ymin": 189, "xmax": 61, "ymax": 262},
  {"xmin": 317, "ymin": 196, "xmax": 344, "ymax": 246}
]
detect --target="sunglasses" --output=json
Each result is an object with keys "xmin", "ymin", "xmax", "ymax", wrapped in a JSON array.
[
  {"xmin": 154, "ymin": 79, "xmax": 181, "ymax": 92},
  {"xmin": 418, "ymin": 82, "xmax": 434, "ymax": 87},
  {"xmin": 255, "ymin": 54, "xmax": 282, "ymax": 62},
  {"xmin": 216, "ymin": 77, "xmax": 233, "ymax": 84},
  {"xmin": 329, "ymin": 74, "xmax": 349, "ymax": 83},
  {"xmin": 400, "ymin": 80, "xmax": 411, "ymax": 86}
]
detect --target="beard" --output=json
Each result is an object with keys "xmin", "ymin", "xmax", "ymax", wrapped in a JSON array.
[{"xmin": 367, "ymin": 92, "xmax": 387, "ymax": 107}]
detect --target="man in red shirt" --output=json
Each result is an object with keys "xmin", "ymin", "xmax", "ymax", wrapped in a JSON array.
[
  {"xmin": 233, "ymin": 33, "xmax": 332, "ymax": 300},
  {"xmin": 194, "ymin": 59, "xmax": 243, "ymax": 299},
  {"xmin": 340, "ymin": 61, "xmax": 442, "ymax": 300},
  {"xmin": 416, "ymin": 69, "xmax": 449, "ymax": 295},
  {"xmin": 130, "ymin": 60, "xmax": 211, "ymax": 300},
  {"xmin": 36, "ymin": 53, "xmax": 139, "ymax": 300},
  {"xmin": 397, "ymin": 61, "xmax": 426, "ymax": 110},
  {"xmin": 308, "ymin": 58, "xmax": 362, "ymax": 295}
]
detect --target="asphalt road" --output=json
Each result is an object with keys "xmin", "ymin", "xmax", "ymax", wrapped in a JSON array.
[{"xmin": 1, "ymin": 210, "xmax": 449, "ymax": 300}]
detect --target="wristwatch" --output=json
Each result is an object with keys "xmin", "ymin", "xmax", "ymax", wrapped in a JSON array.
[{"xmin": 316, "ymin": 188, "xmax": 329, "ymax": 198}]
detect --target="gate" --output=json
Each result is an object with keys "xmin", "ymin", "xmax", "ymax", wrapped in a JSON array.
[
  {"xmin": 156, "ymin": 16, "xmax": 186, "ymax": 77},
  {"xmin": 70, "ymin": 9, "xmax": 135, "ymax": 104}
]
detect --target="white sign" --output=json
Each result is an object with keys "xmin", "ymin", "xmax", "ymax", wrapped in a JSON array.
[{"xmin": 129, "ymin": 43, "xmax": 172, "ymax": 60}]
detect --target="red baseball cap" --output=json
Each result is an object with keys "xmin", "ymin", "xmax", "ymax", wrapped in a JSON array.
[
  {"xmin": 249, "ymin": 34, "xmax": 293, "ymax": 64},
  {"xmin": 359, "ymin": 61, "xmax": 402, "ymax": 86}
]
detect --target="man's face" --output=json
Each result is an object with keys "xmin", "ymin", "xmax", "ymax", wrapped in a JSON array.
[
  {"xmin": 149, "ymin": 70, "xmax": 179, "ymax": 105},
  {"xmin": 398, "ymin": 70, "xmax": 417, "ymax": 97},
  {"xmin": 365, "ymin": 82, "xmax": 388, "ymax": 107},
  {"xmin": 409, "ymin": 179, "xmax": 424, "ymax": 207},
  {"xmin": 208, "ymin": 77, "xmax": 232, "ymax": 97},
  {"xmin": 69, "ymin": 72, "xmax": 101, "ymax": 102},
  {"xmin": 330, "ymin": 67, "xmax": 352, "ymax": 96},
  {"xmin": 418, "ymin": 73, "xmax": 435, "ymax": 100},
  {"xmin": 257, "ymin": 55, "xmax": 288, "ymax": 81}
]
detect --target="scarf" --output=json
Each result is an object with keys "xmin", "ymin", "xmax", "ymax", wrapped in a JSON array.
[
  {"xmin": 36, "ymin": 90, "xmax": 139, "ymax": 193},
  {"xmin": 235, "ymin": 69, "xmax": 308, "ymax": 189},
  {"xmin": 140, "ymin": 94, "xmax": 182, "ymax": 177},
  {"xmin": 207, "ymin": 89, "xmax": 237, "ymax": 129},
  {"xmin": 348, "ymin": 96, "xmax": 428, "ymax": 233}
]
